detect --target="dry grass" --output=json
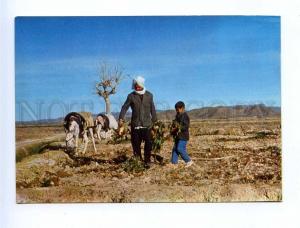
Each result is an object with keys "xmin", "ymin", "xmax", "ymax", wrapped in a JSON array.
[
  {"xmin": 16, "ymin": 125, "xmax": 63, "ymax": 141},
  {"xmin": 16, "ymin": 117, "xmax": 281, "ymax": 203}
]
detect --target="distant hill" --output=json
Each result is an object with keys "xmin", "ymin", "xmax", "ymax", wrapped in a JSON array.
[
  {"xmin": 190, "ymin": 104, "xmax": 280, "ymax": 119},
  {"xmin": 157, "ymin": 104, "xmax": 280, "ymax": 120},
  {"xmin": 16, "ymin": 104, "xmax": 280, "ymax": 125},
  {"xmin": 269, "ymin": 106, "xmax": 281, "ymax": 113}
]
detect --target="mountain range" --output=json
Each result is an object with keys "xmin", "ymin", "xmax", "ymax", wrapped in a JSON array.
[{"xmin": 16, "ymin": 104, "xmax": 281, "ymax": 125}]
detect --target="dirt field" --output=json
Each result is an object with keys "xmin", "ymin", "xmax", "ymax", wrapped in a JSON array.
[
  {"xmin": 16, "ymin": 124, "xmax": 63, "ymax": 142},
  {"xmin": 16, "ymin": 118, "xmax": 281, "ymax": 203}
]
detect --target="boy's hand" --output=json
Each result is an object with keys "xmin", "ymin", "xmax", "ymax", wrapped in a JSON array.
[{"xmin": 170, "ymin": 127, "xmax": 179, "ymax": 136}]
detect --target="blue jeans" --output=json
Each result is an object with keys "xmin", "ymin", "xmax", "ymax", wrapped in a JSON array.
[{"xmin": 171, "ymin": 140, "xmax": 191, "ymax": 164}]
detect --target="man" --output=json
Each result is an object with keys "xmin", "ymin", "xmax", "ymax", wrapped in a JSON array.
[{"xmin": 119, "ymin": 76, "xmax": 157, "ymax": 169}]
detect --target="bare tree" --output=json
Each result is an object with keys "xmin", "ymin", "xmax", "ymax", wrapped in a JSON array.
[{"xmin": 95, "ymin": 61, "xmax": 123, "ymax": 114}]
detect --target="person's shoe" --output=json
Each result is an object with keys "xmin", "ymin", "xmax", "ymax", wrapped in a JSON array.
[
  {"xmin": 144, "ymin": 163, "xmax": 151, "ymax": 169},
  {"xmin": 185, "ymin": 160, "xmax": 194, "ymax": 168}
]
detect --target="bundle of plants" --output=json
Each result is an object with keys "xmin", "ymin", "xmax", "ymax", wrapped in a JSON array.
[
  {"xmin": 110, "ymin": 122, "xmax": 131, "ymax": 144},
  {"xmin": 150, "ymin": 121, "xmax": 166, "ymax": 153},
  {"xmin": 169, "ymin": 119, "xmax": 181, "ymax": 140},
  {"xmin": 123, "ymin": 156, "xmax": 145, "ymax": 173}
]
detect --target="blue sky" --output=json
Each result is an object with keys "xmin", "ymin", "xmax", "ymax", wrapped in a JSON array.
[{"xmin": 15, "ymin": 16, "xmax": 281, "ymax": 121}]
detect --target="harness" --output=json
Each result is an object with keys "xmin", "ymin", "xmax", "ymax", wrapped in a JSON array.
[{"xmin": 64, "ymin": 112, "xmax": 95, "ymax": 137}]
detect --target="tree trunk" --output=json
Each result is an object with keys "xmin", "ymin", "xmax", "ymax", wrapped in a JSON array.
[{"xmin": 104, "ymin": 97, "xmax": 111, "ymax": 114}]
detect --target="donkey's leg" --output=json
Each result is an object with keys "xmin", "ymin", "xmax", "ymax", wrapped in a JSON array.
[
  {"xmin": 75, "ymin": 135, "xmax": 79, "ymax": 148},
  {"xmin": 89, "ymin": 128, "xmax": 97, "ymax": 154},
  {"xmin": 82, "ymin": 131, "xmax": 89, "ymax": 154},
  {"xmin": 73, "ymin": 122, "xmax": 80, "ymax": 155},
  {"xmin": 74, "ymin": 135, "xmax": 79, "ymax": 155},
  {"xmin": 105, "ymin": 130, "xmax": 112, "ymax": 140},
  {"xmin": 97, "ymin": 125, "xmax": 102, "ymax": 141}
]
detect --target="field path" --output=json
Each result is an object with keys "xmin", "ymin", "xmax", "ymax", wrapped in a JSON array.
[{"xmin": 16, "ymin": 133, "xmax": 65, "ymax": 149}]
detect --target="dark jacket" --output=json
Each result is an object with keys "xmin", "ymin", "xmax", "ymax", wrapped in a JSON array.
[
  {"xmin": 119, "ymin": 91, "xmax": 157, "ymax": 128},
  {"xmin": 175, "ymin": 111, "xmax": 190, "ymax": 141}
]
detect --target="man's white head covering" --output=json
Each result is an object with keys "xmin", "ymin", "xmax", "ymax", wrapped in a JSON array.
[{"xmin": 132, "ymin": 76, "xmax": 146, "ymax": 95}]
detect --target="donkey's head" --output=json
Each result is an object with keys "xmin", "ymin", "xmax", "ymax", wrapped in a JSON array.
[{"xmin": 65, "ymin": 118, "xmax": 80, "ymax": 149}]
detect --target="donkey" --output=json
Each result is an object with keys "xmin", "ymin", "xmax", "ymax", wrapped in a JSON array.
[
  {"xmin": 94, "ymin": 113, "xmax": 118, "ymax": 141},
  {"xmin": 64, "ymin": 112, "xmax": 97, "ymax": 155}
]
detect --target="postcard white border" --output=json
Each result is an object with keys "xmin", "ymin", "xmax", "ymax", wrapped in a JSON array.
[{"xmin": 1, "ymin": 0, "xmax": 300, "ymax": 228}]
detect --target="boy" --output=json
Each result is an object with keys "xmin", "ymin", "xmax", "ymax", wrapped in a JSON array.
[{"xmin": 170, "ymin": 101, "xmax": 193, "ymax": 167}]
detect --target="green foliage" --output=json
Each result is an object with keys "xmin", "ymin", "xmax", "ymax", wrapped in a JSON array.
[
  {"xmin": 169, "ymin": 120, "xmax": 181, "ymax": 140},
  {"xmin": 255, "ymin": 130, "xmax": 275, "ymax": 139},
  {"xmin": 110, "ymin": 122, "xmax": 130, "ymax": 144},
  {"xmin": 123, "ymin": 157, "xmax": 145, "ymax": 173},
  {"xmin": 151, "ymin": 121, "xmax": 166, "ymax": 153}
]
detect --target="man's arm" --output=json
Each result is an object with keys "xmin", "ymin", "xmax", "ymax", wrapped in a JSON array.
[
  {"xmin": 150, "ymin": 95, "xmax": 157, "ymax": 123},
  {"xmin": 119, "ymin": 94, "xmax": 131, "ymax": 121}
]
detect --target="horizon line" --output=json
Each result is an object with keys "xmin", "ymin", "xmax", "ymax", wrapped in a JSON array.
[{"xmin": 16, "ymin": 103, "xmax": 281, "ymax": 123}]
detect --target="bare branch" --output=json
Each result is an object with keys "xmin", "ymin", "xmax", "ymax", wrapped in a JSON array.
[{"xmin": 95, "ymin": 61, "xmax": 124, "ymax": 113}]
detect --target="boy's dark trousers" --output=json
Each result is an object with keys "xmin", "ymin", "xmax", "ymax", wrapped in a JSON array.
[{"xmin": 131, "ymin": 127, "xmax": 152, "ymax": 164}]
